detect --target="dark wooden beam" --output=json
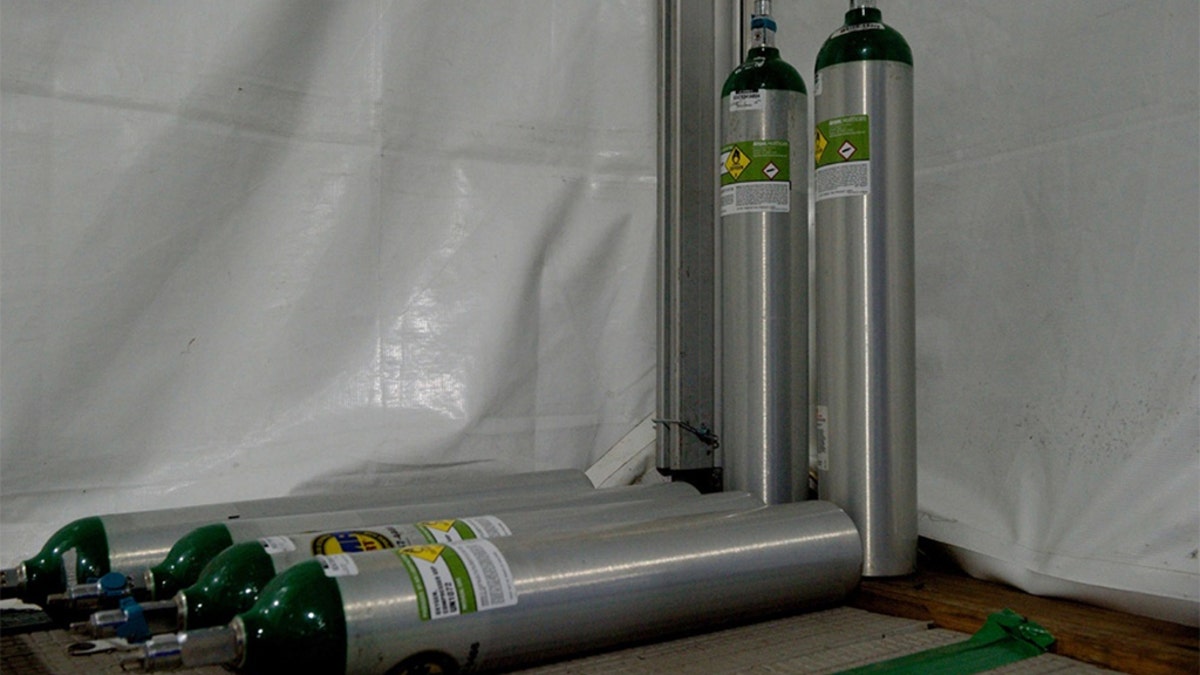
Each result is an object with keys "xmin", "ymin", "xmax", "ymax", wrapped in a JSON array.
[{"xmin": 850, "ymin": 567, "xmax": 1198, "ymax": 675}]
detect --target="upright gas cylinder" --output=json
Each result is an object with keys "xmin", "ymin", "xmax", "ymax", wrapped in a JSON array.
[
  {"xmin": 813, "ymin": 0, "xmax": 915, "ymax": 576},
  {"xmin": 719, "ymin": 0, "xmax": 807, "ymax": 504}
]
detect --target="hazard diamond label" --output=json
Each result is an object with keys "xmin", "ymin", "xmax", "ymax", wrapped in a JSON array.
[
  {"xmin": 815, "ymin": 115, "xmax": 871, "ymax": 200},
  {"xmin": 397, "ymin": 540, "xmax": 518, "ymax": 622},
  {"xmin": 399, "ymin": 544, "xmax": 445, "ymax": 563},
  {"xmin": 724, "ymin": 146, "xmax": 751, "ymax": 180},
  {"xmin": 815, "ymin": 115, "xmax": 870, "ymax": 169},
  {"xmin": 720, "ymin": 140, "xmax": 789, "ymax": 187}
]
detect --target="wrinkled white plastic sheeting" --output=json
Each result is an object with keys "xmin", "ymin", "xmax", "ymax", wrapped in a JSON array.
[
  {"xmin": 1, "ymin": 1, "xmax": 656, "ymax": 561},
  {"xmin": 2, "ymin": 0, "xmax": 1197, "ymax": 630},
  {"xmin": 776, "ymin": 1, "xmax": 1197, "ymax": 625}
]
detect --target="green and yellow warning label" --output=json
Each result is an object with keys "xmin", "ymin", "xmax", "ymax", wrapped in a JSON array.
[
  {"xmin": 720, "ymin": 139, "xmax": 791, "ymax": 215},
  {"xmin": 815, "ymin": 114, "xmax": 871, "ymax": 201},
  {"xmin": 397, "ymin": 540, "xmax": 518, "ymax": 621},
  {"xmin": 416, "ymin": 515, "xmax": 512, "ymax": 544},
  {"xmin": 720, "ymin": 140, "xmax": 789, "ymax": 186},
  {"xmin": 724, "ymin": 145, "xmax": 752, "ymax": 180},
  {"xmin": 815, "ymin": 114, "xmax": 870, "ymax": 168}
]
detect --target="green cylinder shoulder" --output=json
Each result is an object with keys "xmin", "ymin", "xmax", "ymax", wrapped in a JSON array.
[
  {"xmin": 723, "ymin": 47, "xmax": 807, "ymax": 97},
  {"xmin": 149, "ymin": 523, "xmax": 233, "ymax": 600},
  {"xmin": 23, "ymin": 516, "xmax": 109, "ymax": 604},
  {"xmin": 816, "ymin": 6, "xmax": 912, "ymax": 70},
  {"xmin": 236, "ymin": 559, "xmax": 347, "ymax": 674},
  {"xmin": 183, "ymin": 541, "xmax": 277, "ymax": 629}
]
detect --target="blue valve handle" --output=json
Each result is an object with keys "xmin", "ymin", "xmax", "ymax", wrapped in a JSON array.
[
  {"xmin": 115, "ymin": 596, "xmax": 152, "ymax": 643},
  {"xmin": 99, "ymin": 572, "xmax": 131, "ymax": 598}
]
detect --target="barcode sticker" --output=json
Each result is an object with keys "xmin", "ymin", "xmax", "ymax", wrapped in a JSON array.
[
  {"xmin": 259, "ymin": 536, "xmax": 296, "ymax": 554},
  {"xmin": 316, "ymin": 553, "xmax": 359, "ymax": 577},
  {"xmin": 730, "ymin": 90, "xmax": 765, "ymax": 112},
  {"xmin": 816, "ymin": 405, "xmax": 831, "ymax": 471}
]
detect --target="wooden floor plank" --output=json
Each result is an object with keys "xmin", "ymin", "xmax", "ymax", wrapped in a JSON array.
[{"xmin": 850, "ymin": 568, "xmax": 1198, "ymax": 675}]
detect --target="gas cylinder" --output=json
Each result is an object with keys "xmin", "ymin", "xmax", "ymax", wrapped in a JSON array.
[
  {"xmin": 75, "ymin": 491, "xmax": 759, "ymax": 638},
  {"xmin": 139, "ymin": 481, "xmax": 698, "ymax": 602},
  {"xmin": 125, "ymin": 501, "xmax": 861, "ymax": 674},
  {"xmin": 813, "ymin": 0, "xmax": 915, "ymax": 576},
  {"xmin": 2, "ymin": 469, "xmax": 591, "ymax": 608},
  {"xmin": 718, "ymin": 0, "xmax": 808, "ymax": 504}
]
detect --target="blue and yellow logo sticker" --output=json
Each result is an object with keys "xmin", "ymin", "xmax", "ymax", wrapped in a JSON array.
[{"xmin": 311, "ymin": 530, "xmax": 395, "ymax": 555}]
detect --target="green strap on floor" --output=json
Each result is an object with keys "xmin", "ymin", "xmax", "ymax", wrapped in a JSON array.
[{"xmin": 836, "ymin": 609, "xmax": 1055, "ymax": 675}]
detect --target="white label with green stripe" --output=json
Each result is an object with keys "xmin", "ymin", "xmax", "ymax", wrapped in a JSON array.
[
  {"xmin": 397, "ymin": 540, "xmax": 518, "ymax": 621},
  {"xmin": 415, "ymin": 515, "xmax": 511, "ymax": 543}
]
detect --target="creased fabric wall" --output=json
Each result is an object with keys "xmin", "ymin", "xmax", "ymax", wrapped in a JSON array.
[
  {"xmin": 776, "ymin": 1, "xmax": 1198, "ymax": 625},
  {"xmin": 2, "ymin": 0, "xmax": 1197, "ymax": 629},
  {"xmin": 1, "ymin": 1, "xmax": 657, "ymax": 562}
]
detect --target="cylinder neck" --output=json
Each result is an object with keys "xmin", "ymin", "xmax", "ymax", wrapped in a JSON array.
[
  {"xmin": 0, "ymin": 565, "xmax": 25, "ymax": 599},
  {"xmin": 749, "ymin": 0, "xmax": 777, "ymax": 50},
  {"xmin": 125, "ymin": 626, "xmax": 241, "ymax": 671},
  {"xmin": 847, "ymin": 0, "xmax": 883, "ymax": 23}
]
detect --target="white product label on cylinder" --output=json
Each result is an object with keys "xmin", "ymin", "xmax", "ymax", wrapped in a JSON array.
[
  {"xmin": 815, "ymin": 162, "xmax": 870, "ymax": 200},
  {"xmin": 831, "ymin": 22, "xmax": 885, "ymax": 38},
  {"xmin": 415, "ymin": 515, "xmax": 511, "ymax": 543},
  {"xmin": 459, "ymin": 515, "xmax": 512, "ymax": 538},
  {"xmin": 259, "ymin": 536, "xmax": 297, "ymax": 554},
  {"xmin": 381, "ymin": 524, "xmax": 425, "ymax": 547},
  {"xmin": 315, "ymin": 553, "xmax": 359, "ymax": 577},
  {"xmin": 396, "ymin": 540, "xmax": 518, "ymax": 621},
  {"xmin": 721, "ymin": 182, "xmax": 790, "ymax": 214},
  {"xmin": 816, "ymin": 405, "xmax": 831, "ymax": 471},
  {"xmin": 729, "ymin": 90, "xmax": 765, "ymax": 112}
]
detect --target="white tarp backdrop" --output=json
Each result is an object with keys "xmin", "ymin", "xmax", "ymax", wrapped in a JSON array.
[
  {"xmin": 1, "ymin": 0, "xmax": 657, "ymax": 559},
  {"xmin": 2, "ymin": 1, "xmax": 1197, "ymax": 627}
]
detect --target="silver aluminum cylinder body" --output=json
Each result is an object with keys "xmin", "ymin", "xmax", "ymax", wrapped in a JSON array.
[
  {"xmin": 336, "ymin": 500, "xmax": 861, "ymax": 674},
  {"xmin": 814, "ymin": 60, "xmax": 916, "ymax": 577},
  {"xmin": 157, "ymin": 489, "xmax": 748, "ymax": 636},
  {"xmin": 720, "ymin": 89, "xmax": 808, "ymax": 504},
  {"xmin": 95, "ymin": 470, "xmax": 593, "ymax": 578},
  {"xmin": 139, "ymin": 484, "xmax": 696, "ymax": 603},
  {"xmin": 258, "ymin": 488, "xmax": 757, "ymax": 574},
  {"xmin": 216, "ymin": 482, "xmax": 698, "ymax": 545}
]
